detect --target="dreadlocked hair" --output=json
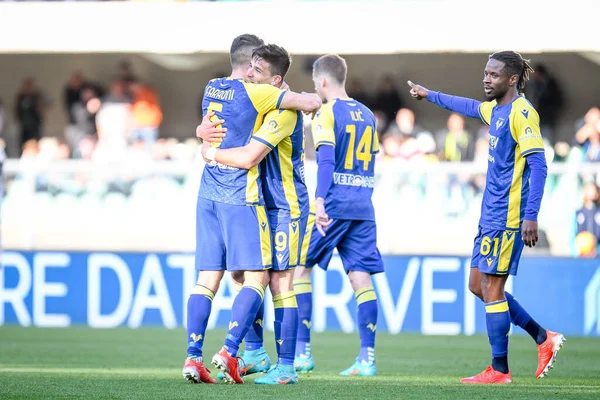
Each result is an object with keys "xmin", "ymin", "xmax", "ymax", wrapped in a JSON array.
[{"xmin": 489, "ymin": 51, "xmax": 534, "ymax": 93}]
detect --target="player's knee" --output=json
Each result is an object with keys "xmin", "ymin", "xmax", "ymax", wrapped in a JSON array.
[
  {"xmin": 294, "ymin": 266, "xmax": 312, "ymax": 281},
  {"xmin": 269, "ymin": 270, "xmax": 293, "ymax": 296},
  {"xmin": 244, "ymin": 270, "xmax": 270, "ymax": 288},
  {"xmin": 468, "ymin": 281, "xmax": 483, "ymax": 299},
  {"xmin": 348, "ymin": 270, "xmax": 372, "ymax": 291},
  {"xmin": 195, "ymin": 270, "xmax": 224, "ymax": 293}
]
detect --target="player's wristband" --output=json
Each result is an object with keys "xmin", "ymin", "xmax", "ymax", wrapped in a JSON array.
[{"xmin": 205, "ymin": 147, "xmax": 217, "ymax": 162}]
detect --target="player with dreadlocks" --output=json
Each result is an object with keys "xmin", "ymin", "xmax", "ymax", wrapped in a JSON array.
[{"xmin": 407, "ymin": 51, "xmax": 565, "ymax": 384}]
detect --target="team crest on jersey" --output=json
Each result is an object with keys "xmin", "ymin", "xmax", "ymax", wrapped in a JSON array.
[
  {"xmin": 495, "ymin": 118, "xmax": 505, "ymax": 130},
  {"xmin": 488, "ymin": 134, "xmax": 499, "ymax": 151}
]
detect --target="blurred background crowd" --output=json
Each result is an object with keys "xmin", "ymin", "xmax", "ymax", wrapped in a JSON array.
[{"xmin": 0, "ymin": 1, "xmax": 599, "ymax": 259}]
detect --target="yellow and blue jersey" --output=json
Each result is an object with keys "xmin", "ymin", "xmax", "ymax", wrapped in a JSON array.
[
  {"xmin": 312, "ymin": 98, "xmax": 379, "ymax": 221},
  {"xmin": 253, "ymin": 109, "xmax": 309, "ymax": 219},
  {"xmin": 478, "ymin": 96, "xmax": 545, "ymax": 230},
  {"xmin": 199, "ymin": 77, "xmax": 286, "ymax": 206}
]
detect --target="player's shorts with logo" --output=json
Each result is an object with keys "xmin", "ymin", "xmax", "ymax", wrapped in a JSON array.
[
  {"xmin": 195, "ymin": 197, "xmax": 272, "ymax": 271},
  {"xmin": 471, "ymin": 225, "xmax": 524, "ymax": 276},
  {"xmin": 268, "ymin": 208, "xmax": 309, "ymax": 271},
  {"xmin": 299, "ymin": 211, "xmax": 384, "ymax": 275}
]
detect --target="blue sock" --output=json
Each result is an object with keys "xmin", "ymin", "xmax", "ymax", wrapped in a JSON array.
[
  {"xmin": 186, "ymin": 284, "xmax": 214, "ymax": 359},
  {"xmin": 485, "ymin": 299, "xmax": 510, "ymax": 374},
  {"xmin": 274, "ymin": 292, "xmax": 298, "ymax": 366},
  {"xmin": 224, "ymin": 282, "xmax": 265, "ymax": 357},
  {"xmin": 244, "ymin": 300, "xmax": 264, "ymax": 351},
  {"xmin": 505, "ymin": 292, "xmax": 547, "ymax": 345},
  {"xmin": 294, "ymin": 279, "xmax": 312, "ymax": 357},
  {"xmin": 356, "ymin": 287, "xmax": 377, "ymax": 364}
]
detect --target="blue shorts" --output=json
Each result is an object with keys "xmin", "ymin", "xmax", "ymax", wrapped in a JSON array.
[
  {"xmin": 299, "ymin": 213, "xmax": 384, "ymax": 275},
  {"xmin": 195, "ymin": 197, "xmax": 272, "ymax": 271},
  {"xmin": 269, "ymin": 209, "xmax": 309, "ymax": 272},
  {"xmin": 471, "ymin": 225, "xmax": 524, "ymax": 276}
]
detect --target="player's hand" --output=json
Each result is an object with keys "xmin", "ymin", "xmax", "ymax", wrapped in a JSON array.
[
  {"xmin": 301, "ymin": 92, "xmax": 322, "ymax": 119},
  {"xmin": 315, "ymin": 198, "xmax": 333, "ymax": 237},
  {"xmin": 196, "ymin": 111, "xmax": 227, "ymax": 143},
  {"xmin": 407, "ymin": 80, "xmax": 429, "ymax": 100},
  {"xmin": 522, "ymin": 220, "xmax": 539, "ymax": 248}
]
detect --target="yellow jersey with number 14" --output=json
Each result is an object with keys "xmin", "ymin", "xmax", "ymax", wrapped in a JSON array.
[
  {"xmin": 199, "ymin": 78, "xmax": 287, "ymax": 206},
  {"xmin": 312, "ymin": 98, "xmax": 379, "ymax": 221}
]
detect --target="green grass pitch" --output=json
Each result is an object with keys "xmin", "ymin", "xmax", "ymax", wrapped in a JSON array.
[{"xmin": 0, "ymin": 327, "xmax": 599, "ymax": 399}]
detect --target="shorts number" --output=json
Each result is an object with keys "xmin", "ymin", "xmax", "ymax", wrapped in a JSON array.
[
  {"xmin": 275, "ymin": 231, "xmax": 288, "ymax": 252},
  {"xmin": 480, "ymin": 236, "xmax": 499, "ymax": 257},
  {"xmin": 345, "ymin": 124, "xmax": 375, "ymax": 171},
  {"xmin": 207, "ymin": 102, "xmax": 223, "ymax": 148}
]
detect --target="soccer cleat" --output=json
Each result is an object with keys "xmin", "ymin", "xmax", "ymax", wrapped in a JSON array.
[
  {"xmin": 294, "ymin": 354, "xmax": 315, "ymax": 373},
  {"xmin": 211, "ymin": 347, "xmax": 244, "ymax": 384},
  {"xmin": 217, "ymin": 348, "xmax": 271, "ymax": 380},
  {"xmin": 182, "ymin": 357, "xmax": 217, "ymax": 384},
  {"xmin": 460, "ymin": 366, "xmax": 512, "ymax": 384},
  {"xmin": 536, "ymin": 330, "xmax": 566, "ymax": 379},
  {"xmin": 339, "ymin": 359, "xmax": 376, "ymax": 376},
  {"xmin": 254, "ymin": 364, "xmax": 298, "ymax": 385}
]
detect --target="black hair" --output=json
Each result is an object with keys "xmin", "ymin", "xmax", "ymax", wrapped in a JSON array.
[
  {"xmin": 230, "ymin": 34, "xmax": 264, "ymax": 68},
  {"xmin": 489, "ymin": 51, "xmax": 534, "ymax": 93},
  {"xmin": 251, "ymin": 44, "xmax": 292, "ymax": 78}
]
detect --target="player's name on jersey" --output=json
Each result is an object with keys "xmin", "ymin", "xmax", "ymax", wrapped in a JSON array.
[
  {"xmin": 205, "ymin": 87, "xmax": 235, "ymax": 101},
  {"xmin": 333, "ymin": 172, "xmax": 375, "ymax": 188}
]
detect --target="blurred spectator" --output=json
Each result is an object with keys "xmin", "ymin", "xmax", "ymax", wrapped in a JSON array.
[
  {"xmin": 15, "ymin": 77, "xmax": 49, "ymax": 153},
  {"xmin": 63, "ymin": 71, "xmax": 105, "ymax": 125},
  {"xmin": 103, "ymin": 79, "xmax": 131, "ymax": 104},
  {"xmin": 553, "ymin": 141, "xmax": 571, "ymax": 162},
  {"xmin": 373, "ymin": 75, "xmax": 403, "ymax": 132},
  {"xmin": 473, "ymin": 125, "xmax": 490, "ymax": 164},
  {"xmin": 116, "ymin": 60, "xmax": 138, "ymax": 86},
  {"xmin": 347, "ymin": 78, "xmax": 371, "ymax": 108},
  {"xmin": 64, "ymin": 72, "xmax": 84, "ymax": 124},
  {"xmin": 574, "ymin": 119, "xmax": 600, "ymax": 162},
  {"xmin": 435, "ymin": 113, "xmax": 473, "ymax": 162},
  {"xmin": 574, "ymin": 182, "xmax": 600, "ymax": 257},
  {"xmin": 129, "ymin": 82, "xmax": 163, "ymax": 149},
  {"xmin": 526, "ymin": 64, "xmax": 563, "ymax": 144},
  {"xmin": 65, "ymin": 86, "xmax": 102, "ymax": 152},
  {"xmin": 575, "ymin": 106, "xmax": 600, "ymax": 132}
]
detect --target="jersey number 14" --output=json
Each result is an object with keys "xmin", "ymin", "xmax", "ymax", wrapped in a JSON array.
[{"xmin": 345, "ymin": 124, "xmax": 375, "ymax": 171}]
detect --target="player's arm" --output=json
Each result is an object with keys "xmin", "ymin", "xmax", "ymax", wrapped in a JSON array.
[
  {"xmin": 203, "ymin": 110, "xmax": 296, "ymax": 169},
  {"xmin": 312, "ymin": 106, "xmax": 335, "ymax": 236},
  {"xmin": 407, "ymin": 80, "xmax": 483, "ymax": 120},
  {"xmin": 203, "ymin": 140, "xmax": 270, "ymax": 170},
  {"xmin": 514, "ymin": 108, "xmax": 547, "ymax": 247},
  {"xmin": 246, "ymin": 83, "xmax": 321, "ymax": 115}
]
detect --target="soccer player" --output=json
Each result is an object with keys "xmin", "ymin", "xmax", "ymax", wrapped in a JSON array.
[
  {"xmin": 293, "ymin": 54, "xmax": 384, "ymax": 376},
  {"xmin": 407, "ymin": 51, "xmax": 565, "ymax": 384},
  {"xmin": 198, "ymin": 43, "xmax": 309, "ymax": 385},
  {"xmin": 182, "ymin": 34, "xmax": 320, "ymax": 385}
]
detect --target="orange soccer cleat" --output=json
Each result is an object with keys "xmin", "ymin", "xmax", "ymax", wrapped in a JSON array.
[
  {"xmin": 212, "ymin": 347, "xmax": 244, "ymax": 384},
  {"xmin": 536, "ymin": 330, "xmax": 566, "ymax": 379},
  {"xmin": 460, "ymin": 366, "xmax": 512, "ymax": 384},
  {"xmin": 182, "ymin": 357, "xmax": 217, "ymax": 384}
]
